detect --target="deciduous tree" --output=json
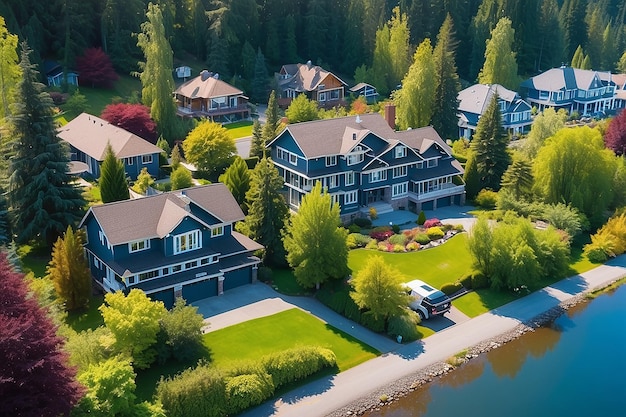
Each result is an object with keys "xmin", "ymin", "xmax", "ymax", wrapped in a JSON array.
[
  {"xmin": 7, "ymin": 42, "xmax": 85, "ymax": 246},
  {"xmin": 158, "ymin": 297, "xmax": 205, "ymax": 362},
  {"xmin": 283, "ymin": 182, "xmax": 350, "ymax": 289},
  {"xmin": 604, "ymin": 110, "xmax": 626, "ymax": 156},
  {"xmin": 478, "ymin": 17, "xmax": 519, "ymax": 90},
  {"xmin": 101, "ymin": 103, "xmax": 158, "ymax": 143},
  {"xmin": 350, "ymin": 256, "xmax": 409, "ymax": 321},
  {"xmin": 99, "ymin": 289, "xmax": 167, "ymax": 369},
  {"xmin": 0, "ymin": 16, "xmax": 20, "ymax": 120},
  {"xmin": 182, "ymin": 121, "xmax": 236, "ymax": 179},
  {"xmin": 75, "ymin": 47, "xmax": 119, "ymax": 89},
  {"xmin": 285, "ymin": 94, "xmax": 319, "ymax": 123},
  {"xmin": 170, "ymin": 165, "xmax": 193, "ymax": 190},
  {"xmin": 46, "ymin": 225, "xmax": 91, "ymax": 311},
  {"xmin": 522, "ymin": 108, "xmax": 567, "ymax": 159},
  {"xmin": 238, "ymin": 157, "xmax": 288, "ymax": 266},
  {"xmin": 0, "ymin": 253, "xmax": 83, "ymax": 416},
  {"xmin": 100, "ymin": 143, "xmax": 130, "ymax": 203},
  {"xmin": 132, "ymin": 167, "xmax": 155, "ymax": 194},
  {"xmin": 394, "ymin": 38, "xmax": 436, "ymax": 130}
]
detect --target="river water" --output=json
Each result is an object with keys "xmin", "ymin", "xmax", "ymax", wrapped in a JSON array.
[{"xmin": 368, "ymin": 285, "xmax": 626, "ymax": 417}]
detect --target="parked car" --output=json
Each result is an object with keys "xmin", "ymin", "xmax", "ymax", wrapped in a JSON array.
[{"xmin": 404, "ymin": 279, "xmax": 452, "ymax": 320}]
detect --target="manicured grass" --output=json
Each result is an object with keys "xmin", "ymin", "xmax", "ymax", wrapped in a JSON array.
[
  {"xmin": 224, "ymin": 120, "xmax": 253, "ymax": 139},
  {"xmin": 452, "ymin": 289, "xmax": 518, "ymax": 317},
  {"xmin": 19, "ymin": 244, "xmax": 51, "ymax": 278},
  {"xmin": 205, "ymin": 308, "xmax": 379, "ymax": 371},
  {"xmin": 66, "ymin": 295, "xmax": 105, "ymax": 332},
  {"xmin": 135, "ymin": 308, "xmax": 379, "ymax": 401},
  {"xmin": 269, "ymin": 268, "xmax": 311, "ymax": 296},
  {"xmin": 60, "ymin": 75, "xmax": 142, "ymax": 119},
  {"xmin": 348, "ymin": 234, "xmax": 473, "ymax": 289},
  {"xmin": 82, "ymin": 183, "xmax": 102, "ymax": 206}
]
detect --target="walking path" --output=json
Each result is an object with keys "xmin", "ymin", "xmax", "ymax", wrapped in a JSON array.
[{"xmin": 230, "ymin": 255, "xmax": 626, "ymax": 417}]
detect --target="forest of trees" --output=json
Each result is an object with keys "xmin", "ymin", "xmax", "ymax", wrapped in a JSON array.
[{"xmin": 1, "ymin": 0, "xmax": 625, "ymax": 89}]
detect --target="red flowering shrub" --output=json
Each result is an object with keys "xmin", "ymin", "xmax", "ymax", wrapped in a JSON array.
[
  {"xmin": 369, "ymin": 226, "xmax": 393, "ymax": 241},
  {"xmin": 423, "ymin": 218, "xmax": 442, "ymax": 228}
]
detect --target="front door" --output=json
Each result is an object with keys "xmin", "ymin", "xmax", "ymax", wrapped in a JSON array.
[{"xmin": 367, "ymin": 188, "xmax": 385, "ymax": 204}]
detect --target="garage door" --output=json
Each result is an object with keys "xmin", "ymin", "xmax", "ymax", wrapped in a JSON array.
[
  {"xmin": 182, "ymin": 277, "xmax": 218, "ymax": 303},
  {"xmin": 150, "ymin": 289, "xmax": 175, "ymax": 309},
  {"xmin": 421, "ymin": 200, "xmax": 434, "ymax": 211},
  {"xmin": 223, "ymin": 268, "xmax": 251, "ymax": 291},
  {"xmin": 437, "ymin": 196, "xmax": 452, "ymax": 207}
]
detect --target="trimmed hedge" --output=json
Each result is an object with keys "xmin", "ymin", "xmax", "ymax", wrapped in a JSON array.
[
  {"xmin": 360, "ymin": 311, "xmax": 385, "ymax": 332},
  {"xmin": 470, "ymin": 271, "xmax": 489, "ymax": 289},
  {"xmin": 426, "ymin": 227, "xmax": 444, "ymax": 240},
  {"xmin": 440, "ymin": 282, "xmax": 463, "ymax": 296},
  {"xmin": 261, "ymin": 346, "xmax": 336, "ymax": 389},
  {"xmin": 417, "ymin": 211, "xmax": 426, "ymax": 225},
  {"xmin": 459, "ymin": 273, "xmax": 473, "ymax": 290},
  {"xmin": 353, "ymin": 217, "xmax": 372, "ymax": 228},
  {"xmin": 157, "ymin": 365, "xmax": 226, "ymax": 417},
  {"xmin": 387, "ymin": 311, "xmax": 421, "ymax": 342},
  {"xmin": 415, "ymin": 233, "xmax": 431, "ymax": 245},
  {"xmin": 225, "ymin": 373, "xmax": 274, "ymax": 414}
]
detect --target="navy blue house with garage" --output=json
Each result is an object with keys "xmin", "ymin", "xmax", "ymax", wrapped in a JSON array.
[
  {"xmin": 79, "ymin": 184, "xmax": 263, "ymax": 308},
  {"xmin": 267, "ymin": 107, "xmax": 465, "ymax": 222}
]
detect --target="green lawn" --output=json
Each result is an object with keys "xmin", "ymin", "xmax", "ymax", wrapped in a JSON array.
[
  {"xmin": 19, "ymin": 244, "xmax": 51, "ymax": 278},
  {"xmin": 66, "ymin": 295, "xmax": 105, "ymax": 332},
  {"xmin": 269, "ymin": 269, "xmax": 311, "ymax": 296},
  {"xmin": 224, "ymin": 120, "xmax": 253, "ymax": 139},
  {"xmin": 348, "ymin": 234, "xmax": 473, "ymax": 289},
  {"xmin": 135, "ymin": 308, "xmax": 379, "ymax": 401}
]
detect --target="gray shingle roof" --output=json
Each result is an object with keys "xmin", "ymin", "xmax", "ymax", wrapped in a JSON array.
[
  {"xmin": 457, "ymin": 84, "xmax": 517, "ymax": 115},
  {"xmin": 57, "ymin": 113, "xmax": 163, "ymax": 161},
  {"xmin": 81, "ymin": 184, "xmax": 244, "ymax": 245},
  {"xmin": 521, "ymin": 67, "xmax": 613, "ymax": 91}
]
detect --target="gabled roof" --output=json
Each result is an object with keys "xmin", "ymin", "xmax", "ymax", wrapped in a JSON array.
[
  {"xmin": 80, "ymin": 184, "xmax": 244, "ymax": 245},
  {"xmin": 349, "ymin": 82, "xmax": 376, "ymax": 92},
  {"xmin": 174, "ymin": 70, "xmax": 244, "ymax": 99},
  {"xmin": 57, "ymin": 113, "xmax": 162, "ymax": 161},
  {"xmin": 521, "ymin": 67, "xmax": 613, "ymax": 92},
  {"xmin": 278, "ymin": 62, "xmax": 347, "ymax": 92},
  {"xmin": 457, "ymin": 84, "xmax": 518, "ymax": 116}
]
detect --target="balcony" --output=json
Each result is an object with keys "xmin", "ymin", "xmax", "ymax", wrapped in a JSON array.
[
  {"xmin": 408, "ymin": 184, "xmax": 465, "ymax": 203},
  {"xmin": 176, "ymin": 104, "xmax": 250, "ymax": 118}
]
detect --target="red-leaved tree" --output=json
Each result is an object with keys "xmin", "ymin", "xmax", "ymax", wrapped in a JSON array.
[
  {"xmin": 0, "ymin": 253, "xmax": 84, "ymax": 416},
  {"xmin": 75, "ymin": 47, "xmax": 119, "ymax": 89},
  {"xmin": 101, "ymin": 103, "xmax": 158, "ymax": 143},
  {"xmin": 605, "ymin": 110, "xmax": 626, "ymax": 156}
]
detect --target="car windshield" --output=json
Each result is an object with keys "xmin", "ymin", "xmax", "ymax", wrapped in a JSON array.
[{"xmin": 426, "ymin": 291, "xmax": 449, "ymax": 305}]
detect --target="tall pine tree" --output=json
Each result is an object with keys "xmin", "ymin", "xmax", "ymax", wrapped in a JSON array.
[
  {"xmin": 478, "ymin": 17, "xmax": 519, "ymax": 90},
  {"xmin": 432, "ymin": 14, "xmax": 461, "ymax": 140},
  {"xmin": 8, "ymin": 43, "xmax": 85, "ymax": 246},
  {"xmin": 99, "ymin": 142, "xmax": 130, "ymax": 203}
]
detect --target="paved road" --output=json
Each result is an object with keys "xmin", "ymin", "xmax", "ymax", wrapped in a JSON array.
[{"xmin": 234, "ymin": 256, "xmax": 626, "ymax": 417}]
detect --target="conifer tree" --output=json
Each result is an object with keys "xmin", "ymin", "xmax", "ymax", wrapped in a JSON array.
[
  {"xmin": 249, "ymin": 119, "xmax": 264, "ymax": 160},
  {"xmin": 0, "ymin": 16, "xmax": 19, "ymax": 120},
  {"xmin": 7, "ymin": 43, "xmax": 85, "ymax": 246},
  {"xmin": 500, "ymin": 155, "xmax": 534, "ymax": 200},
  {"xmin": 46, "ymin": 225, "xmax": 91, "ymax": 311},
  {"xmin": 251, "ymin": 48, "xmax": 268, "ymax": 103},
  {"xmin": 571, "ymin": 45, "xmax": 585, "ymax": 68},
  {"xmin": 239, "ymin": 157, "xmax": 288, "ymax": 266},
  {"xmin": 478, "ymin": 17, "xmax": 519, "ymax": 90},
  {"xmin": 218, "ymin": 156, "xmax": 250, "ymax": 211},
  {"xmin": 432, "ymin": 14, "xmax": 461, "ymax": 140},
  {"xmin": 261, "ymin": 90, "xmax": 281, "ymax": 155},
  {"xmin": 100, "ymin": 143, "xmax": 130, "ymax": 203}
]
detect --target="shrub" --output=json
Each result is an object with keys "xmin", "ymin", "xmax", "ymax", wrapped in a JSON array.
[
  {"xmin": 426, "ymin": 227, "xmax": 444, "ymax": 240},
  {"xmin": 406, "ymin": 241, "xmax": 420, "ymax": 251},
  {"xmin": 423, "ymin": 218, "xmax": 442, "ymax": 228},
  {"xmin": 377, "ymin": 241, "xmax": 392, "ymax": 252},
  {"xmin": 453, "ymin": 224, "xmax": 465, "ymax": 232},
  {"xmin": 49, "ymin": 91, "xmax": 69, "ymax": 105},
  {"xmin": 415, "ymin": 233, "xmax": 431, "ymax": 245},
  {"xmin": 470, "ymin": 272, "xmax": 489, "ymax": 289},
  {"xmin": 359, "ymin": 311, "xmax": 385, "ymax": 332},
  {"xmin": 459, "ymin": 274, "xmax": 472, "ymax": 290},
  {"xmin": 353, "ymin": 217, "xmax": 372, "ymax": 228},
  {"xmin": 344, "ymin": 297, "xmax": 362, "ymax": 322},
  {"xmin": 387, "ymin": 311, "xmax": 421, "ymax": 342},
  {"xmin": 391, "ymin": 224, "xmax": 400, "ymax": 234},
  {"xmin": 475, "ymin": 189, "xmax": 499, "ymax": 209},
  {"xmin": 442, "ymin": 223, "xmax": 454, "ymax": 232},
  {"xmin": 403, "ymin": 228, "xmax": 417, "ymax": 240},
  {"xmin": 417, "ymin": 211, "xmax": 426, "ymax": 225},
  {"xmin": 225, "ymin": 373, "xmax": 274, "ymax": 415},
  {"xmin": 392, "ymin": 244, "xmax": 405, "ymax": 253},
  {"xmin": 257, "ymin": 266, "xmax": 272, "ymax": 282},
  {"xmin": 365, "ymin": 239, "xmax": 379, "ymax": 250},
  {"xmin": 369, "ymin": 207, "xmax": 378, "ymax": 220},
  {"xmin": 261, "ymin": 346, "xmax": 336, "ymax": 389},
  {"xmin": 584, "ymin": 245, "xmax": 610, "ymax": 263},
  {"xmin": 370, "ymin": 226, "xmax": 393, "ymax": 241},
  {"xmin": 324, "ymin": 290, "xmax": 348, "ymax": 314},
  {"xmin": 348, "ymin": 224, "xmax": 361, "ymax": 234},
  {"xmin": 440, "ymin": 282, "xmax": 463, "ymax": 296},
  {"xmin": 389, "ymin": 233, "xmax": 408, "ymax": 246}
]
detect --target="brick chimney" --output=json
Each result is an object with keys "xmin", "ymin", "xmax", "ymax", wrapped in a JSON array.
[{"xmin": 384, "ymin": 104, "xmax": 396, "ymax": 130}]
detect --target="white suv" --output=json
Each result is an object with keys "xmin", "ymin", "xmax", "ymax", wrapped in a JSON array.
[{"xmin": 404, "ymin": 279, "xmax": 451, "ymax": 320}]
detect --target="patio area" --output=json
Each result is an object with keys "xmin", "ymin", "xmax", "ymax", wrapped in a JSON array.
[{"xmin": 371, "ymin": 205, "xmax": 477, "ymax": 230}]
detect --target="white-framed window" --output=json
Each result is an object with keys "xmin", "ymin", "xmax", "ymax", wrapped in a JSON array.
[
  {"xmin": 395, "ymin": 146, "xmax": 406, "ymax": 158},
  {"xmin": 139, "ymin": 270, "xmax": 159, "ymax": 281},
  {"xmin": 416, "ymin": 161, "xmax": 423, "ymax": 169},
  {"xmin": 344, "ymin": 190, "xmax": 358, "ymax": 205},
  {"xmin": 98, "ymin": 231, "xmax": 106, "ymax": 246},
  {"xmin": 129, "ymin": 239, "xmax": 150, "ymax": 253},
  {"xmin": 328, "ymin": 175, "xmax": 339, "ymax": 189},
  {"xmin": 345, "ymin": 172, "xmax": 355, "ymax": 186},
  {"xmin": 173, "ymin": 230, "xmax": 201, "ymax": 254},
  {"xmin": 329, "ymin": 89, "xmax": 340, "ymax": 100},
  {"xmin": 211, "ymin": 226, "xmax": 224, "ymax": 237},
  {"xmin": 392, "ymin": 182, "xmax": 408, "ymax": 197},
  {"xmin": 369, "ymin": 169, "xmax": 387, "ymax": 183},
  {"xmin": 142, "ymin": 155, "xmax": 153, "ymax": 164},
  {"xmin": 393, "ymin": 166, "xmax": 407, "ymax": 178},
  {"xmin": 289, "ymin": 153, "xmax": 298, "ymax": 165},
  {"xmin": 319, "ymin": 92, "xmax": 326, "ymax": 102},
  {"xmin": 326, "ymin": 156, "xmax": 337, "ymax": 166},
  {"xmin": 427, "ymin": 159, "xmax": 438, "ymax": 168},
  {"xmin": 125, "ymin": 157, "xmax": 134, "ymax": 165},
  {"xmin": 331, "ymin": 194, "xmax": 340, "ymax": 206},
  {"xmin": 347, "ymin": 153, "xmax": 364, "ymax": 165}
]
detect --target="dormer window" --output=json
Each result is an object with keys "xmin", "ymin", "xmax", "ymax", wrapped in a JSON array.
[
  {"xmin": 173, "ymin": 230, "xmax": 201, "ymax": 254},
  {"xmin": 129, "ymin": 239, "xmax": 150, "ymax": 253},
  {"xmin": 211, "ymin": 226, "xmax": 224, "ymax": 237},
  {"xmin": 326, "ymin": 156, "xmax": 337, "ymax": 166},
  {"xmin": 395, "ymin": 146, "xmax": 406, "ymax": 158}
]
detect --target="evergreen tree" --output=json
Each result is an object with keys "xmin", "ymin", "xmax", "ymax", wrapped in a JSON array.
[
  {"xmin": 601, "ymin": 22, "xmax": 619, "ymax": 71},
  {"xmin": 478, "ymin": 17, "xmax": 519, "ymax": 90},
  {"xmin": 562, "ymin": 0, "xmax": 588, "ymax": 59},
  {"xmin": 619, "ymin": 51, "xmax": 626, "ymax": 73},
  {"xmin": 218, "ymin": 156, "xmax": 250, "ymax": 212},
  {"xmin": 0, "ymin": 16, "xmax": 19, "ymax": 120},
  {"xmin": 46, "ymin": 225, "xmax": 91, "ymax": 311},
  {"xmin": 388, "ymin": 7, "xmax": 411, "ymax": 88},
  {"xmin": 283, "ymin": 182, "xmax": 350, "ymax": 289},
  {"xmin": 537, "ymin": 0, "xmax": 565, "ymax": 71},
  {"xmin": 251, "ymin": 48, "xmax": 268, "ymax": 104},
  {"xmin": 249, "ymin": 119, "xmax": 264, "ymax": 160},
  {"xmin": 283, "ymin": 15, "xmax": 299, "ymax": 64},
  {"xmin": 585, "ymin": 7, "xmax": 605, "ymax": 69},
  {"xmin": 304, "ymin": 0, "xmax": 329, "ymax": 64},
  {"xmin": 394, "ymin": 38, "xmax": 436, "ymax": 130},
  {"xmin": 137, "ymin": 3, "xmax": 178, "ymax": 142},
  {"xmin": 0, "ymin": 253, "xmax": 84, "ymax": 416},
  {"xmin": 285, "ymin": 94, "xmax": 319, "ymax": 123},
  {"xmin": 7, "ymin": 43, "xmax": 85, "ymax": 246},
  {"xmin": 500, "ymin": 155, "xmax": 534, "ymax": 199},
  {"xmin": 469, "ymin": 0, "xmax": 500, "ymax": 81},
  {"xmin": 432, "ymin": 14, "xmax": 461, "ymax": 140},
  {"xmin": 238, "ymin": 157, "xmax": 289, "ymax": 266},
  {"xmin": 170, "ymin": 165, "xmax": 193, "ymax": 190},
  {"xmin": 468, "ymin": 93, "xmax": 511, "ymax": 193},
  {"xmin": 261, "ymin": 90, "xmax": 281, "ymax": 155},
  {"xmin": 463, "ymin": 150, "xmax": 482, "ymax": 200},
  {"xmin": 371, "ymin": 24, "xmax": 392, "ymax": 95},
  {"xmin": 571, "ymin": 45, "xmax": 585, "ymax": 68},
  {"xmin": 100, "ymin": 143, "xmax": 130, "ymax": 203}
]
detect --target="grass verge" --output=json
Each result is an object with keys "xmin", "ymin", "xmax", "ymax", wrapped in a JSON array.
[{"xmin": 224, "ymin": 120, "xmax": 253, "ymax": 139}]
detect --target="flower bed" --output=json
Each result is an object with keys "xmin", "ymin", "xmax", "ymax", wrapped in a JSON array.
[{"xmin": 348, "ymin": 223, "xmax": 465, "ymax": 252}]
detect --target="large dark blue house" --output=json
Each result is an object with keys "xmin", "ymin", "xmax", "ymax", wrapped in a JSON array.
[{"xmin": 79, "ymin": 184, "xmax": 263, "ymax": 307}]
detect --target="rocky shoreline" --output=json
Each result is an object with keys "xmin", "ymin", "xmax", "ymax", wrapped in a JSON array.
[{"xmin": 325, "ymin": 288, "xmax": 605, "ymax": 417}]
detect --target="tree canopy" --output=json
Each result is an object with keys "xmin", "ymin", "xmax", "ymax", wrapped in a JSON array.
[
  {"xmin": 285, "ymin": 94, "xmax": 319, "ymax": 124},
  {"xmin": 100, "ymin": 143, "xmax": 130, "ymax": 203},
  {"xmin": 478, "ymin": 17, "xmax": 519, "ymax": 90},
  {"xmin": 182, "ymin": 121, "xmax": 236, "ymax": 180},
  {"xmin": 604, "ymin": 109, "xmax": 626, "ymax": 156},
  {"xmin": 101, "ymin": 103, "xmax": 157, "ymax": 143},
  {"xmin": 218, "ymin": 156, "xmax": 250, "ymax": 211},
  {"xmin": 75, "ymin": 47, "xmax": 119, "ymax": 89}
]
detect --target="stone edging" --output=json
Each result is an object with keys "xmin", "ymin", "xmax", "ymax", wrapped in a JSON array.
[{"xmin": 325, "ymin": 280, "xmax": 622, "ymax": 417}]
